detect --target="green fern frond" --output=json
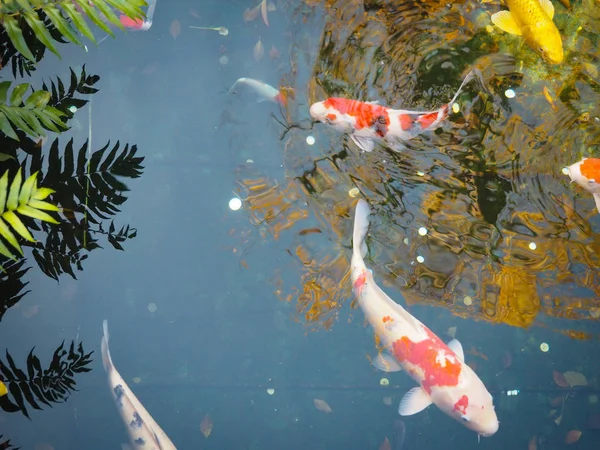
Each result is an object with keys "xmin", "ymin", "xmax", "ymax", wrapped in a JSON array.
[
  {"xmin": 0, "ymin": 0, "xmax": 148, "ymax": 62},
  {"xmin": 0, "ymin": 168, "xmax": 60, "ymax": 260},
  {"xmin": 0, "ymin": 80, "xmax": 67, "ymax": 139}
]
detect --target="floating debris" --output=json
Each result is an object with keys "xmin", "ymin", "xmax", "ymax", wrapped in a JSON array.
[
  {"xmin": 229, "ymin": 197, "xmax": 242, "ymax": 211},
  {"xmin": 267, "ymin": 388, "xmax": 275, "ymax": 395},
  {"xmin": 147, "ymin": 302, "xmax": 157, "ymax": 313},
  {"xmin": 504, "ymin": 89, "xmax": 516, "ymax": 98},
  {"xmin": 417, "ymin": 171, "xmax": 425, "ymax": 176},
  {"xmin": 540, "ymin": 342, "xmax": 549, "ymax": 352},
  {"xmin": 306, "ymin": 136, "xmax": 315, "ymax": 145},
  {"xmin": 190, "ymin": 26, "xmax": 229, "ymax": 36},
  {"xmin": 418, "ymin": 227, "xmax": 428, "ymax": 236},
  {"xmin": 132, "ymin": 377, "xmax": 141, "ymax": 384},
  {"xmin": 382, "ymin": 396, "xmax": 393, "ymax": 406},
  {"xmin": 219, "ymin": 55, "xmax": 229, "ymax": 65},
  {"xmin": 463, "ymin": 296, "xmax": 473, "ymax": 306},
  {"xmin": 349, "ymin": 187, "xmax": 360, "ymax": 197},
  {"xmin": 416, "ymin": 255, "xmax": 424, "ymax": 263},
  {"xmin": 452, "ymin": 102, "xmax": 460, "ymax": 113},
  {"xmin": 529, "ymin": 242, "xmax": 537, "ymax": 250},
  {"xmin": 314, "ymin": 398, "xmax": 333, "ymax": 413},
  {"xmin": 380, "ymin": 378, "xmax": 389, "ymax": 386}
]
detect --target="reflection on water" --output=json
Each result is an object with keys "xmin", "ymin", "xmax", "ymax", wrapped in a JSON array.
[{"xmin": 236, "ymin": 0, "xmax": 600, "ymax": 338}]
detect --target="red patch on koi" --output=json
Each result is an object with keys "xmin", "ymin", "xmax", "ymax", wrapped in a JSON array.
[
  {"xmin": 353, "ymin": 271, "xmax": 367, "ymax": 294},
  {"xmin": 452, "ymin": 395, "xmax": 469, "ymax": 415},
  {"xmin": 323, "ymin": 98, "xmax": 389, "ymax": 130},
  {"xmin": 392, "ymin": 328, "xmax": 461, "ymax": 394},
  {"xmin": 382, "ymin": 316, "xmax": 393, "ymax": 323},
  {"xmin": 327, "ymin": 113, "xmax": 337, "ymax": 121},
  {"xmin": 416, "ymin": 111, "xmax": 442, "ymax": 129},
  {"xmin": 120, "ymin": 15, "xmax": 145, "ymax": 29},
  {"xmin": 580, "ymin": 158, "xmax": 600, "ymax": 181},
  {"xmin": 398, "ymin": 114, "xmax": 413, "ymax": 131}
]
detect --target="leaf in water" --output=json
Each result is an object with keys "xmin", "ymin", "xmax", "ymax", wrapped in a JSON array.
[
  {"xmin": 565, "ymin": 430, "xmax": 582, "ymax": 444},
  {"xmin": 170, "ymin": 20, "xmax": 181, "ymax": 39},
  {"xmin": 313, "ymin": 398, "xmax": 333, "ymax": 413},
  {"xmin": 269, "ymin": 45, "xmax": 280, "ymax": 60},
  {"xmin": 253, "ymin": 37, "xmax": 264, "ymax": 62},
  {"xmin": 563, "ymin": 371, "xmax": 588, "ymax": 387},
  {"xmin": 379, "ymin": 437, "xmax": 391, "ymax": 450},
  {"xmin": 200, "ymin": 414, "xmax": 213, "ymax": 438},
  {"xmin": 553, "ymin": 370, "xmax": 569, "ymax": 387},
  {"xmin": 243, "ymin": 4, "xmax": 261, "ymax": 22}
]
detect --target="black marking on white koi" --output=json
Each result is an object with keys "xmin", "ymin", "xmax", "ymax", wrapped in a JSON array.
[
  {"xmin": 134, "ymin": 437, "xmax": 145, "ymax": 445},
  {"xmin": 130, "ymin": 412, "xmax": 143, "ymax": 428}
]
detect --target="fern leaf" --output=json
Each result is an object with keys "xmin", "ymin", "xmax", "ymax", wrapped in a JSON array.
[
  {"xmin": 0, "ymin": 169, "xmax": 60, "ymax": 258},
  {"xmin": 22, "ymin": 10, "xmax": 60, "ymax": 58},
  {"xmin": 0, "ymin": 259, "xmax": 31, "ymax": 321},
  {"xmin": 1, "ymin": 14, "xmax": 35, "ymax": 62},
  {"xmin": 0, "ymin": 81, "xmax": 67, "ymax": 140}
]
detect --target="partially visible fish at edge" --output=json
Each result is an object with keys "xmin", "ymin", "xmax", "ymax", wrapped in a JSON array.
[
  {"xmin": 102, "ymin": 320, "xmax": 176, "ymax": 450},
  {"xmin": 565, "ymin": 157, "xmax": 600, "ymax": 214}
]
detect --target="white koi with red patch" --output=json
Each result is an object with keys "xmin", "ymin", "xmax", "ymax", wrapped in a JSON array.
[
  {"xmin": 229, "ymin": 78, "xmax": 286, "ymax": 105},
  {"xmin": 310, "ymin": 70, "xmax": 482, "ymax": 152},
  {"xmin": 566, "ymin": 157, "xmax": 600, "ymax": 214},
  {"xmin": 351, "ymin": 200, "xmax": 499, "ymax": 437},
  {"xmin": 102, "ymin": 320, "xmax": 176, "ymax": 450}
]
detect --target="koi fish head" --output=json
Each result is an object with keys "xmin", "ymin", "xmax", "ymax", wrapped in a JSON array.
[
  {"xmin": 441, "ymin": 372, "xmax": 499, "ymax": 437},
  {"xmin": 566, "ymin": 158, "xmax": 600, "ymax": 194},
  {"xmin": 309, "ymin": 98, "xmax": 357, "ymax": 133},
  {"xmin": 523, "ymin": 26, "xmax": 563, "ymax": 65}
]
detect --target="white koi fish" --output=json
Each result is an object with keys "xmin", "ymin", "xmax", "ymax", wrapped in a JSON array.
[
  {"xmin": 350, "ymin": 199, "xmax": 499, "ymax": 437},
  {"xmin": 565, "ymin": 157, "xmax": 600, "ymax": 213},
  {"xmin": 101, "ymin": 320, "xmax": 176, "ymax": 450},
  {"xmin": 229, "ymin": 77, "xmax": 286, "ymax": 105},
  {"xmin": 309, "ymin": 70, "xmax": 483, "ymax": 152}
]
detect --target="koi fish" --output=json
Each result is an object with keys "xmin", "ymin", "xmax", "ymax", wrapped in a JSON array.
[
  {"xmin": 491, "ymin": 0, "xmax": 563, "ymax": 65},
  {"xmin": 565, "ymin": 157, "xmax": 600, "ymax": 213},
  {"xmin": 350, "ymin": 199, "xmax": 499, "ymax": 437},
  {"xmin": 309, "ymin": 70, "xmax": 481, "ymax": 153},
  {"xmin": 101, "ymin": 320, "xmax": 176, "ymax": 450},
  {"xmin": 97, "ymin": 0, "xmax": 157, "ymax": 44},
  {"xmin": 229, "ymin": 77, "xmax": 286, "ymax": 105}
]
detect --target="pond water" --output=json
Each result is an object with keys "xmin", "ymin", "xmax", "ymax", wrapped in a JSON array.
[{"xmin": 1, "ymin": 0, "xmax": 599, "ymax": 449}]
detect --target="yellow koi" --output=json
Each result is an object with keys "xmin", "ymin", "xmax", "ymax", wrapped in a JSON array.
[{"xmin": 491, "ymin": 0, "xmax": 563, "ymax": 64}]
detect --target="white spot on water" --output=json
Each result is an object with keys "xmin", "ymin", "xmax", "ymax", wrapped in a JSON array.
[
  {"xmin": 452, "ymin": 103, "xmax": 460, "ymax": 114},
  {"xmin": 540, "ymin": 342, "xmax": 549, "ymax": 352},
  {"xmin": 529, "ymin": 242, "xmax": 537, "ymax": 250},
  {"xmin": 504, "ymin": 89, "xmax": 516, "ymax": 99},
  {"xmin": 229, "ymin": 197, "xmax": 242, "ymax": 211},
  {"xmin": 416, "ymin": 255, "xmax": 424, "ymax": 263},
  {"xmin": 306, "ymin": 136, "xmax": 316, "ymax": 145},
  {"xmin": 68, "ymin": 106, "xmax": 77, "ymax": 113},
  {"xmin": 418, "ymin": 227, "xmax": 428, "ymax": 236}
]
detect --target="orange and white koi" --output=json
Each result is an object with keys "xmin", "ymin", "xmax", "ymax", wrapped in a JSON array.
[
  {"xmin": 101, "ymin": 320, "xmax": 176, "ymax": 450},
  {"xmin": 229, "ymin": 77, "xmax": 286, "ymax": 105},
  {"xmin": 309, "ymin": 70, "xmax": 482, "ymax": 152},
  {"xmin": 95, "ymin": 0, "xmax": 157, "ymax": 44},
  {"xmin": 565, "ymin": 157, "xmax": 600, "ymax": 213},
  {"xmin": 350, "ymin": 199, "xmax": 499, "ymax": 437}
]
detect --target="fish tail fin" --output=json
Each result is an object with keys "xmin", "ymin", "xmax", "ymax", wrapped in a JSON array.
[
  {"xmin": 353, "ymin": 199, "xmax": 371, "ymax": 258},
  {"xmin": 101, "ymin": 319, "xmax": 113, "ymax": 372},
  {"xmin": 274, "ymin": 92, "xmax": 286, "ymax": 106},
  {"xmin": 448, "ymin": 68, "xmax": 483, "ymax": 106}
]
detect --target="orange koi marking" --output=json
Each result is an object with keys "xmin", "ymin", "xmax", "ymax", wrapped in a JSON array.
[
  {"xmin": 417, "ymin": 110, "xmax": 441, "ymax": 129},
  {"xmin": 398, "ymin": 114, "xmax": 413, "ymax": 131},
  {"xmin": 326, "ymin": 113, "xmax": 337, "ymax": 121},
  {"xmin": 580, "ymin": 158, "xmax": 600, "ymax": 181},
  {"xmin": 452, "ymin": 395, "xmax": 469, "ymax": 415},
  {"xmin": 353, "ymin": 271, "xmax": 367, "ymax": 294},
  {"xmin": 382, "ymin": 316, "xmax": 393, "ymax": 323},
  {"xmin": 323, "ymin": 98, "xmax": 390, "ymax": 131},
  {"xmin": 392, "ymin": 328, "xmax": 462, "ymax": 394}
]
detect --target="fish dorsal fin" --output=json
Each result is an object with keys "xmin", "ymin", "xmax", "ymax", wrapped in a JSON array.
[
  {"xmin": 398, "ymin": 386, "xmax": 433, "ymax": 416},
  {"xmin": 351, "ymin": 135, "xmax": 375, "ymax": 152},
  {"xmin": 593, "ymin": 193, "xmax": 600, "ymax": 214},
  {"xmin": 539, "ymin": 0, "xmax": 554, "ymax": 19},
  {"xmin": 447, "ymin": 339, "xmax": 465, "ymax": 362},
  {"xmin": 372, "ymin": 352, "xmax": 403, "ymax": 372},
  {"xmin": 491, "ymin": 11, "xmax": 522, "ymax": 36}
]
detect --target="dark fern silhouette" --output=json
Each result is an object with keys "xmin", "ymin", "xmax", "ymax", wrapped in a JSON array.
[
  {"xmin": 0, "ymin": 260, "xmax": 30, "ymax": 322},
  {"xmin": 0, "ymin": 434, "xmax": 20, "ymax": 450},
  {"xmin": 0, "ymin": 341, "xmax": 93, "ymax": 418}
]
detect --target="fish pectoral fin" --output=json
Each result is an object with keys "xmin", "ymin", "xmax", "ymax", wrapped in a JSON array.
[
  {"xmin": 490, "ymin": 11, "xmax": 522, "ymax": 36},
  {"xmin": 351, "ymin": 135, "xmax": 375, "ymax": 152},
  {"xmin": 592, "ymin": 193, "xmax": 600, "ymax": 214},
  {"xmin": 398, "ymin": 386, "xmax": 433, "ymax": 416},
  {"xmin": 372, "ymin": 352, "xmax": 403, "ymax": 372},
  {"xmin": 539, "ymin": 0, "xmax": 555, "ymax": 19},
  {"xmin": 447, "ymin": 339, "xmax": 465, "ymax": 362}
]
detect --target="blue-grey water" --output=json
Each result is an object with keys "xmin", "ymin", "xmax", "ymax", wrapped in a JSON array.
[{"xmin": 1, "ymin": 1, "xmax": 600, "ymax": 449}]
